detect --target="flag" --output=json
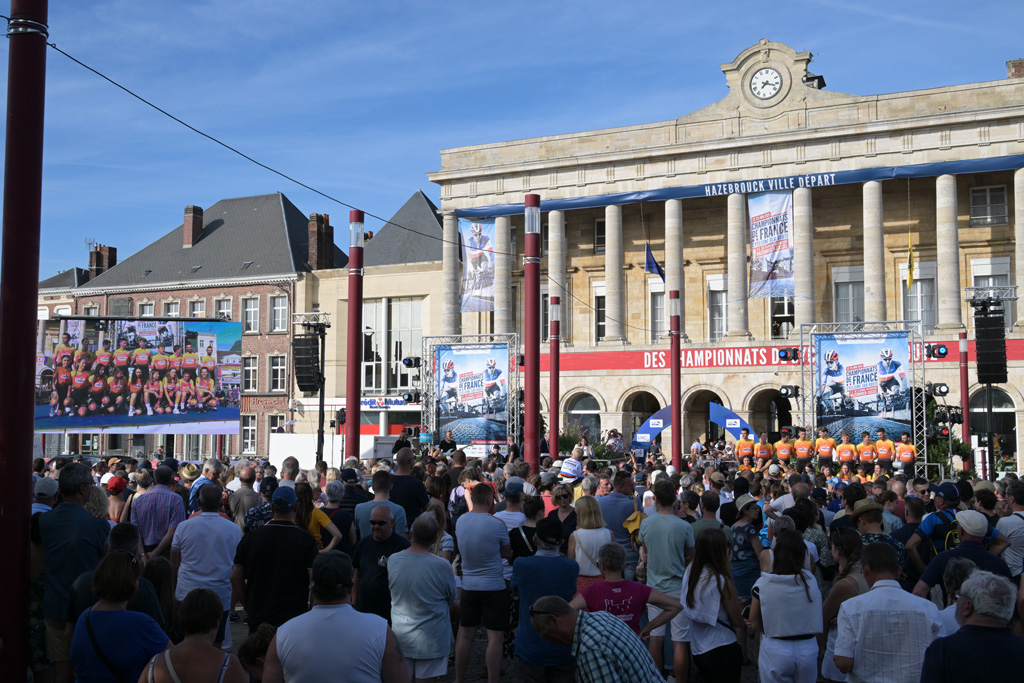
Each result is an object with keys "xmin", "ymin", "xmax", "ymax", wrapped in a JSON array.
[
  {"xmin": 644, "ymin": 242, "xmax": 665, "ymax": 283},
  {"xmin": 906, "ymin": 232, "xmax": 914, "ymax": 291}
]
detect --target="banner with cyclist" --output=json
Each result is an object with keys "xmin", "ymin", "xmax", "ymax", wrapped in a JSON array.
[
  {"xmin": 434, "ymin": 342, "xmax": 508, "ymax": 445},
  {"xmin": 747, "ymin": 190, "xmax": 795, "ymax": 298},
  {"xmin": 815, "ymin": 332, "xmax": 912, "ymax": 439},
  {"xmin": 459, "ymin": 218, "xmax": 496, "ymax": 312}
]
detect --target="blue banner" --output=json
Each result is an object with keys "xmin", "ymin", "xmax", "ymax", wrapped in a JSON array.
[
  {"xmin": 459, "ymin": 218, "xmax": 495, "ymax": 312},
  {"xmin": 747, "ymin": 191, "xmax": 794, "ymax": 298},
  {"xmin": 709, "ymin": 402, "xmax": 754, "ymax": 441}
]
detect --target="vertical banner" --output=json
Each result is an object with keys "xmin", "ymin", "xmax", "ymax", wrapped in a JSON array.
[
  {"xmin": 434, "ymin": 342, "xmax": 508, "ymax": 445},
  {"xmin": 459, "ymin": 218, "xmax": 495, "ymax": 312},
  {"xmin": 747, "ymin": 191, "xmax": 794, "ymax": 298},
  {"xmin": 815, "ymin": 332, "xmax": 912, "ymax": 439}
]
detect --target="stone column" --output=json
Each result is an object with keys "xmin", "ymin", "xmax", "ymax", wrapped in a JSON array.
[
  {"xmin": 494, "ymin": 215, "xmax": 512, "ymax": 334},
  {"xmin": 1014, "ymin": 169, "xmax": 1024, "ymax": 329},
  {"xmin": 935, "ymin": 175, "xmax": 963, "ymax": 331},
  {"xmin": 862, "ymin": 181, "xmax": 886, "ymax": 321},
  {"xmin": 793, "ymin": 187, "xmax": 814, "ymax": 330},
  {"xmin": 548, "ymin": 210, "xmax": 567, "ymax": 339},
  {"xmin": 604, "ymin": 204, "xmax": 626, "ymax": 342},
  {"xmin": 441, "ymin": 212, "xmax": 461, "ymax": 335},
  {"xmin": 725, "ymin": 193, "xmax": 751, "ymax": 338},
  {"xmin": 664, "ymin": 199, "xmax": 688, "ymax": 341}
]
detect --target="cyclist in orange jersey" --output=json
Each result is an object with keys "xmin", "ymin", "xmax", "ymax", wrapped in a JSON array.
[
  {"xmin": 835, "ymin": 431, "xmax": 857, "ymax": 465},
  {"xmin": 856, "ymin": 431, "xmax": 877, "ymax": 476},
  {"xmin": 874, "ymin": 428, "xmax": 896, "ymax": 476},
  {"xmin": 814, "ymin": 426, "xmax": 837, "ymax": 473},
  {"xmin": 793, "ymin": 427, "xmax": 814, "ymax": 473}
]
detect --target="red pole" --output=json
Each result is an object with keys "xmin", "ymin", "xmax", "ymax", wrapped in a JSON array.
[
  {"xmin": 345, "ymin": 211, "xmax": 365, "ymax": 463},
  {"xmin": 670, "ymin": 290, "xmax": 682, "ymax": 471},
  {"xmin": 0, "ymin": 1, "xmax": 49, "ymax": 677},
  {"xmin": 549, "ymin": 296, "xmax": 560, "ymax": 457},
  {"xmin": 524, "ymin": 194, "xmax": 541, "ymax": 474},
  {"xmin": 958, "ymin": 331, "xmax": 970, "ymax": 442}
]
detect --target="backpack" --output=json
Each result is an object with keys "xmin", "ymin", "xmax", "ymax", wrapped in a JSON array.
[
  {"xmin": 929, "ymin": 509, "xmax": 960, "ymax": 555},
  {"xmin": 622, "ymin": 496, "xmax": 647, "ymax": 548}
]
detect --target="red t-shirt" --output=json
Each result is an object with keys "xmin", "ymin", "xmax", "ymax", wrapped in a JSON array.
[{"xmin": 580, "ymin": 579, "xmax": 653, "ymax": 634}]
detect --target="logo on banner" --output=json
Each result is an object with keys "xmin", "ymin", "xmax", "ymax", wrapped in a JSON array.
[
  {"xmin": 748, "ymin": 191, "xmax": 794, "ymax": 298},
  {"xmin": 636, "ymin": 433, "xmax": 651, "ymax": 443},
  {"xmin": 726, "ymin": 419, "xmax": 740, "ymax": 428},
  {"xmin": 459, "ymin": 218, "xmax": 496, "ymax": 313},
  {"xmin": 650, "ymin": 419, "xmax": 663, "ymax": 429}
]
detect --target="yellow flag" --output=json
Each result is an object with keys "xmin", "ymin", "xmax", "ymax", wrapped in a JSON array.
[{"xmin": 906, "ymin": 233, "xmax": 914, "ymax": 291}]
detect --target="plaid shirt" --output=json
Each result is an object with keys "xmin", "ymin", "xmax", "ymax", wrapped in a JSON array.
[
  {"xmin": 571, "ymin": 610, "xmax": 663, "ymax": 683},
  {"xmin": 130, "ymin": 484, "xmax": 186, "ymax": 547},
  {"xmin": 244, "ymin": 501, "xmax": 273, "ymax": 534}
]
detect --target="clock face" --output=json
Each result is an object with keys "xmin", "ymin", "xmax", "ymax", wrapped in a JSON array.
[{"xmin": 750, "ymin": 68, "xmax": 782, "ymax": 99}]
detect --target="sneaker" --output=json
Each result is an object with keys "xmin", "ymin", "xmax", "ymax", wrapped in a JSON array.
[
  {"xmin": 173, "ymin": 407, "xmax": 180, "ymax": 415},
  {"xmin": 128, "ymin": 407, "xmax": 134, "ymax": 417},
  {"xmin": 147, "ymin": 406, "xmax": 154, "ymax": 416}
]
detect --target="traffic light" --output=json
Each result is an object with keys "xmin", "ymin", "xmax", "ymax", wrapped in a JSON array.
[
  {"xmin": 779, "ymin": 385, "xmax": 800, "ymax": 399},
  {"xmin": 402, "ymin": 356, "xmax": 421, "ymax": 368},
  {"xmin": 929, "ymin": 425, "xmax": 951, "ymax": 440},
  {"xmin": 926, "ymin": 382, "xmax": 949, "ymax": 397},
  {"xmin": 401, "ymin": 391, "xmax": 421, "ymax": 403},
  {"xmin": 925, "ymin": 344, "xmax": 949, "ymax": 359},
  {"xmin": 778, "ymin": 347, "xmax": 799, "ymax": 362}
]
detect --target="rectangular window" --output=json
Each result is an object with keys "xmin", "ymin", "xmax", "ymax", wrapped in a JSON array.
[
  {"xmin": 708, "ymin": 274, "xmax": 728, "ymax": 342},
  {"xmin": 268, "ymin": 414, "xmax": 285, "ymax": 435},
  {"xmin": 83, "ymin": 305, "xmax": 99, "ymax": 317},
  {"xmin": 242, "ymin": 357, "xmax": 258, "ymax": 392},
  {"xmin": 163, "ymin": 301, "xmax": 180, "ymax": 318},
  {"xmin": 269, "ymin": 356, "xmax": 286, "ymax": 392},
  {"xmin": 594, "ymin": 219, "xmax": 606, "ymax": 255},
  {"xmin": 651, "ymin": 291, "xmax": 666, "ymax": 342},
  {"xmin": 903, "ymin": 279, "xmax": 937, "ymax": 333},
  {"xmin": 243, "ymin": 298, "xmax": 259, "ymax": 333},
  {"xmin": 595, "ymin": 296, "xmax": 606, "ymax": 342},
  {"xmin": 362, "ymin": 300, "xmax": 384, "ymax": 394},
  {"xmin": 216, "ymin": 299, "xmax": 232, "ymax": 320},
  {"xmin": 540, "ymin": 287, "xmax": 550, "ymax": 343},
  {"xmin": 969, "ymin": 186, "xmax": 1008, "ymax": 227},
  {"xmin": 188, "ymin": 300, "xmax": 205, "ymax": 318},
  {"xmin": 387, "ymin": 298, "xmax": 423, "ymax": 392},
  {"xmin": 270, "ymin": 296, "xmax": 288, "ymax": 332},
  {"xmin": 139, "ymin": 303, "xmax": 154, "ymax": 317},
  {"xmin": 241, "ymin": 415, "xmax": 256, "ymax": 454},
  {"xmin": 973, "ymin": 273, "xmax": 1012, "ymax": 330},
  {"xmin": 770, "ymin": 296, "xmax": 795, "ymax": 340},
  {"xmin": 834, "ymin": 282, "xmax": 865, "ymax": 323}
]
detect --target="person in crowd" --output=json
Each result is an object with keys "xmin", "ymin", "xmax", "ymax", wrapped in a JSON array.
[
  {"xmin": 143, "ymin": 556, "xmax": 182, "ymax": 644},
  {"xmin": 849, "ymin": 498, "xmax": 906, "ymax": 566},
  {"xmin": 597, "ymin": 470, "xmax": 642, "ymax": 580},
  {"xmin": 391, "ymin": 447, "xmax": 431, "ymax": 523},
  {"xmin": 891, "ymin": 495, "xmax": 927, "ymax": 591},
  {"xmin": 231, "ymin": 486, "xmax": 319, "ymax": 632},
  {"xmin": 69, "ymin": 551, "xmax": 170, "ymax": 682},
  {"xmin": 509, "ymin": 494, "xmax": 545, "ymax": 563},
  {"xmin": 277, "ymin": 456, "xmax": 299, "ymax": 489},
  {"xmin": 388, "ymin": 513, "xmax": 458, "ymax": 683},
  {"xmin": 119, "ymin": 468, "xmax": 152, "ymax": 524},
  {"xmin": 913, "ymin": 509, "xmax": 1013, "ymax": 601},
  {"xmin": 546, "ymin": 483, "xmax": 578, "ymax": 554},
  {"xmin": 228, "ymin": 465, "xmax": 260, "ymax": 529},
  {"xmin": 352, "ymin": 504, "xmax": 411, "ymax": 622},
  {"xmin": 171, "ymin": 483, "xmax": 241, "ymax": 648},
  {"xmin": 936, "ymin": 557, "xmax": 976, "ymax": 637},
  {"xmin": 237, "ymin": 623, "xmax": 276, "ymax": 682},
  {"xmin": 425, "ymin": 475, "xmax": 448, "ymax": 511},
  {"xmin": 638, "ymin": 478, "xmax": 695, "ymax": 683},
  {"xmin": 294, "ymin": 482, "xmax": 343, "ymax": 552},
  {"xmin": 494, "ymin": 477, "xmax": 527, "ymax": 530},
  {"xmin": 692, "ymin": 491, "xmax": 733, "ymax": 541},
  {"xmin": 682, "ymin": 528, "xmax": 747, "ymax": 682},
  {"xmin": 262, "ymin": 552, "xmax": 410, "ymax": 683},
  {"xmin": 243, "ymin": 476, "xmax": 278, "ymax": 534},
  {"xmin": 337, "ymin": 467, "xmax": 372, "ymax": 514},
  {"xmin": 143, "ymin": 588, "xmax": 246, "ymax": 682},
  {"xmin": 995, "ymin": 479, "xmax": 1024, "ymax": 581},
  {"xmin": 819, "ymin": 528, "xmax": 869, "ymax": 683},
  {"xmin": 446, "ymin": 449, "xmax": 468, "ymax": 490},
  {"xmin": 730, "ymin": 493, "xmax": 763, "ymax": 601},
  {"xmin": 32, "ymin": 476, "xmax": 59, "ymax": 514},
  {"xmin": 749, "ymin": 529, "xmax": 822, "ymax": 682},
  {"xmin": 678, "ymin": 489, "xmax": 700, "ymax": 523},
  {"xmin": 906, "ymin": 482, "xmax": 1007, "ymax": 573},
  {"xmin": 354, "ymin": 470, "xmax": 409, "ymax": 538},
  {"xmin": 920, "ymin": 570, "xmax": 1024, "ymax": 680},
  {"xmin": 832, "ymin": 543, "xmax": 941, "ymax": 681},
  {"xmin": 511, "ymin": 517, "xmax": 579, "ymax": 681},
  {"xmin": 529, "ymin": 595, "xmax": 663, "ymax": 683},
  {"xmin": 107, "ymin": 475, "xmax": 128, "ymax": 521},
  {"xmin": 426, "ymin": 503, "xmax": 455, "ymax": 561},
  {"xmin": 187, "ymin": 458, "xmax": 225, "ymax": 513},
  {"xmin": 321, "ymin": 480, "xmax": 358, "ymax": 555},
  {"xmin": 453, "ymin": 483, "xmax": 511, "ymax": 683},
  {"xmin": 568, "ymin": 495, "xmax": 614, "ymax": 593},
  {"xmin": 38, "ymin": 462, "xmax": 112, "ymax": 682}
]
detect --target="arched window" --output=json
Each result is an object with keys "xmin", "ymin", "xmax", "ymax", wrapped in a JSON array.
[
  {"xmin": 567, "ymin": 393, "xmax": 601, "ymax": 440},
  {"xmin": 969, "ymin": 387, "xmax": 1016, "ymax": 463}
]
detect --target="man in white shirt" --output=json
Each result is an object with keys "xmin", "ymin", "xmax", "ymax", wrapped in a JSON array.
[
  {"xmin": 171, "ymin": 483, "xmax": 241, "ymax": 646},
  {"xmin": 833, "ymin": 541, "xmax": 941, "ymax": 682},
  {"xmin": 995, "ymin": 479, "xmax": 1024, "ymax": 581}
]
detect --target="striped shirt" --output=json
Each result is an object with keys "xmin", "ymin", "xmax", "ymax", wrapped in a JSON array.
[
  {"xmin": 130, "ymin": 485, "xmax": 186, "ymax": 547},
  {"xmin": 571, "ymin": 610, "xmax": 663, "ymax": 683}
]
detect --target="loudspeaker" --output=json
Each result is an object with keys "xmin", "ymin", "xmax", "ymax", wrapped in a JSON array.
[
  {"xmin": 293, "ymin": 333, "xmax": 322, "ymax": 392},
  {"xmin": 974, "ymin": 313, "xmax": 1008, "ymax": 384}
]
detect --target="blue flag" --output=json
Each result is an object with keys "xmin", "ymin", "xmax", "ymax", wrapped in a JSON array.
[{"xmin": 644, "ymin": 242, "xmax": 665, "ymax": 283}]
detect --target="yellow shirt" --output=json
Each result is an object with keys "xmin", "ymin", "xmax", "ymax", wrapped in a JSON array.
[
  {"xmin": 815, "ymin": 437, "xmax": 836, "ymax": 459},
  {"xmin": 875, "ymin": 439, "xmax": 896, "ymax": 460},
  {"xmin": 774, "ymin": 441, "xmax": 794, "ymax": 461},
  {"xmin": 793, "ymin": 439, "xmax": 814, "ymax": 460},
  {"xmin": 735, "ymin": 439, "xmax": 755, "ymax": 459}
]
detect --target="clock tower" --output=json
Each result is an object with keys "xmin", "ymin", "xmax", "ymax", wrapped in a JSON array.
[{"xmin": 714, "ymin": 39, "xmax": 837, "ymax": 117}]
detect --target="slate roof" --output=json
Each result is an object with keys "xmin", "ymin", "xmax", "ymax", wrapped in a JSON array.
[
  {"xmin": 79, "ymin": 193, "xmax": 346, "ymax": 291},
  {"xmin": 39, "ymin": 268, "xmax": 88, "ymax": 290},
  {"xmin": 364, "ymin": 190, "xmax": 444, "ymax": 267}
]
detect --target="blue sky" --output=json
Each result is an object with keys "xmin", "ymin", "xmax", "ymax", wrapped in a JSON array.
[{"xmin": 2, "ymin": 0, "xmax": 1021, "ymax": 278}]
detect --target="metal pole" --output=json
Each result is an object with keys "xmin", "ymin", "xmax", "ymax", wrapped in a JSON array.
[
  {"xmin": 549, "ymin": 296, "xmax": 560, "ymax": 458},
  {"xmin": 524, "ymin": 194, "xmax": 541, "ymax": 475},
  {"xmin": 316, "ymin": 323, "xmax": 326, "ymax": 464},
  {"xmin": 669, "ymin": 290, "xmax": 682, "ymax": 471},
  {"xmin": 986, "ymin": 382, "xmax": 995, "ymax": 480},
  {"xmin": 959, "ymin": 331, "xmax": 970, "ymax": 441},
  {"xmin": 345, "ymin": 211, "xmax": 365, "ymax": 465},
  {"xmin": 0, "ymin": 2, "xmax": 48, "ymax": 677}
]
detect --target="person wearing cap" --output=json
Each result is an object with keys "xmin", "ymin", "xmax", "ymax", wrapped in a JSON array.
[
  {"xmin": 106, "ymin": 475, "xmax": 129, "ymax": 521},
  {"xmin": 231, "ymin": 485, "xmax": 319, "ymax": 632},
  {"xmin": 730, "ymin": 493, "xmax": 765, "ymax": 601},
  {"xmin": 131, "ymin": 465, "xmax": 187, "ymax": 559},
  {"xmin": 33, "ymin": 477, "xmax": 59, "ymax": 514},
  {"xmin": 243, "ymin": 476, "xmax": 278, "ymax": 534},
  {"xmin": 262, "ymin": 551, "xmax": 410, "ymax": 683},
  {"xmin": 850, "ymin": 498, "xmax": 906, "ymax": 567},
  {"xmin": 352, "ymin": 504, "xmax": 410, "ymax": 623},
  {"xmin": 906, "ymin": 482, "xmax": 1008, "ymax": 575},
  {"xmin": 913, "ymin": 509, "xmax": 1014, "ymax": 601},
  {"xmin": 336, "ymin": 467, "xmax": 371, "ymax": 514}
]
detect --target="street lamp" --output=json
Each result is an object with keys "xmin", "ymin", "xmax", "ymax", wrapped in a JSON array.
[
  {"xmin": 669, "ymin": 290, "xmax": 681, "ymax": 470},
  {"xmin": 524, "ymin": 194, "xmax": 541, "ymax": 474},
  {"xmin": 549, "ymin": 295, "xmax": 561, "ymax": 457},
  {"xmin": 345, "ymin": 210, "xmax": 365, "ymax": 465}
]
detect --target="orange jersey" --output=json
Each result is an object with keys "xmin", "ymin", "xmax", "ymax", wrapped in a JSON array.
[
  {"xmin": 53, "ymin": 344, "xmax": 75, "ymax": 365},
  {"xmin": 896, "ymin": 443, "xmax": 917, "ymax": 463},
  {"xmin": 200, "ymin": 355, "xmax": 218, "ymax": 371},
  {"xmin": 107, "ymin": 377, "xmax": 126, "ymax": 396},
  {"xmin": 170, "ymin": 355, "xmax": 183, "ymax": 371},
  {"xmin": 856, "ymin": 442, "xmax": 877, "ymax": 462},
  {"xmin": 112, "ymin": 348, "xmax": 132, "ymax": 366},
  {"xmin": 74, "ymin": 349, "xmax": 93, "ymax": 366},
  {"xmin": 129, "ymin": 378, "xmax": 144, "ymax": 394},
  {"xmin": 774, "ymin": 441, "xmax": 794, "ymax": 460},
  {"xmin": 145, "ymin": 379, "xmax": 162, "ymax": 394},
  {"xmin": 793, "ymin": 439, "xmax": 814, "ymax": 460},
  {"xmin": 177, "ymin": 379, "xmax": 193, "ymax": 394},
  {"xmin": 875, "ymin": 439, "xmax": 896, "ymax": 460},
  {"xmin": 53, "ymin": 366, "xmax": 72, "ymax": 387},
  {"xmin": 836, "ymin": 443, "xmax": 857, "ymax": 462},
  {"xmin": 735, "ymin": 439, "xmax": 755, "ymax": 458},
  {"xmin": 754, "ymin": 442, "xmax": 775, "ymax": 460},
  {"xmin": 132, "ymin": 348, "xmax": 152, "ymax": 365},
  {"xmin": 151, "ymin": 353, "xmax": 171, "ymax": 372},
  {"xmin": 195, "ymin": 377, "xmax": 215, "ymax": 395},
  {"xmin": 71, "ymin": 370, "xmax": 90, "ymax": 390},
  {"xmin": 94, "ymin": 350, "xmax": 113, "ymax": 366},
  {"xmin": 815, "ymin": 437, "xmax": 836, "ymax": 458},
  {"xmin": 181, "ymin": 353, "xmax": 200, "ymax": 371},
  {"xmin": 89, "ymin": 376, "xmax": 107, "ymax": 394}
]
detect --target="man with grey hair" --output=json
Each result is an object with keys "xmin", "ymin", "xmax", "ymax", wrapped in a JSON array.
[
  {"xmin": 188, "ymin": 457, "xmax": 226, "ymax": 512},
  {"xmin": 936, "ymin": 557, "xmax": 975, "ymax": 636},
  {"xmin": 580, "ymin": 475, "xmax": 598, "ymax": 497},
  {"xmin": 921, "ymin": 570, "xmax": 1024, "ymax": 679},
  {"xmin": 228, "ymin": 465, "xmax": 260, "ymax": 529},
  {"xmin": 278, "ymin": 455, "xmax": 300, "ymax": 489}
]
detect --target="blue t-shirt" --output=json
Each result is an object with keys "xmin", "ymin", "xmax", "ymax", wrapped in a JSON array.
[
  {"xmin": 39, "ymin": 503, "xmax": 111, "ymax": 620},
  {"xmin": 353, "ymin": 500, "xmax": 408, "ymax": 539},
  {"xmin": 512, "ymin": 552, "xmax": 578, "ymax": 666},
  {"xmin": 915, "ymin": 509, "xmax": 999, "ymax": 553},
  {"xmin": 70, "ymin": 609, "xmax": 167, "ymax": 682},
  {"xmin": 598, "ymin": 492, "xmax": 637, "ymax": 548},
  {"xmin": 456, "ymin": 512, "xmax": 510, "ymax": 591}
]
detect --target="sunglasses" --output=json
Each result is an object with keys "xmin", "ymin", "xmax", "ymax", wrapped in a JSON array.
[
  {"xmin": 368, "ymin": 520, "xmax": 390, "ymax": 527},
  {"xmin": 555, "ymin": 494, "xmax": 569, "ymax": 501}
]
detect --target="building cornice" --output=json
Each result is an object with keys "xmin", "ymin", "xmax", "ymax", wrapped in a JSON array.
[{"xmin": 75, "ymin": 273, "xmax": 299, "ymax": 296}]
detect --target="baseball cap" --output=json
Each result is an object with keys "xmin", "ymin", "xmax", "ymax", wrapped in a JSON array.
[
  {"xmin": 540, "ymin": 471, "xmax": 559, "ymax": 487},
  {"xmin": 559, "ymin": 458, "xmax": 583, "ymax": 482},
  {"xmin": 106, "ymin": 457, "xmax": 122, "ymax": 467},
  {"xmin": 973, "ymin": 480, "xmax": 995, "ymax": 494},
  {"xmin": 936, "ymin": 482, "xmax": 960, "ymax": 502},
  {"xmin": 709, "ymin": 471, "xmax": 726, "ymax": 484},
  {"xmin": 107, "ymin": 477, "xmax": 127, "ymax": 495},
  {"xmin": 160, "ymin": 457, "xmax": 180, "ymax": 473},
  {"xmin": 100, "ymin": 472, "xmax": 114, "ymax": 485},
  {"xmin": 535, "ymin": 517, "xmax": 563, "ymax": 546},
  {"xmin": 340, "ymin": 468, "xmax": 361, "ymax": 484},
  {"xmin": 956, "ymin": 510, "xmax": 988, "ymax": 537},
  {"xmin": 271, "ymin": 485, "xmax": 298, "ymax": 508},
  {"xmin": 504, "ymin": 477, "xmax": 525, "ymax": 499},
  {"xmin": 259, "ymin": 476, "xmax": 279, "ymax": 497},
  {"xmin": 634, "ymin": 471, "xmax": 647, "ymax": 484},
  {"xmin": 35, "ymin": 477, "xmax": 59, "ymax": 497},
  {"xmin": 768, "ymin": 464, "xmax": 781, "ymax": 476},
  {"xmin": 311, "ymin": 550, "xmax": 353, "ymax": 589},
  {"xmin": 734, "ymin": 493, "xmax": 757, "ymax": 512},
  {"xmin": 810, "ymin": 488, "xmax": 828, "ymax": 504}
]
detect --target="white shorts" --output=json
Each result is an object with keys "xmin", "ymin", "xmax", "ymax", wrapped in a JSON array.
[
  {"xmin": 646, "ymin": 588, "xmax": 689, "ymax": 642},
  {"xmin": 406, "ymin": 656, "xmax": 448, "ymax": 679}
]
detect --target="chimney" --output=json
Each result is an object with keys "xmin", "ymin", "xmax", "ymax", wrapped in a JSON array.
[
  {"xmin": 308, "ymin": 213, "xmax": 325, "ymax": 270},
  {"xmin": 1008, "ymin": 59, "xmax": 1024, "ymax": 79},
  {"xmin": 323, "ymin": 213, "xmax": 334, "ymax": 269},
  {"xmin": 184, "ymin": 205, "xmax": 204, "ymax": 248},
  {"xmin": 89, "ymin": 244, "xmax": 117, "ymax": 280}
]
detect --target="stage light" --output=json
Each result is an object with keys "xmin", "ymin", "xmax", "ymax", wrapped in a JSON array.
[
  {"xmin": 926, "ymin": 382, "xmax": 949, "ymax": 397},
  {"xmin": 778, "ymin": 347, "xmax": 799, "ymax": 362},
  {"xmin": 401, "ymin": 391, "xmax": 421, "ymax": 403},
  {"xmin": 780, "ymin": 385, "xmax": 800, "ymax": 399},
  {"xmin": 925, "ymin": 344, "xmax": 949, "ymax": 359},
  {"xmin": 402, "ymin": 356, "xmax": 421, "ymax": 368}
]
